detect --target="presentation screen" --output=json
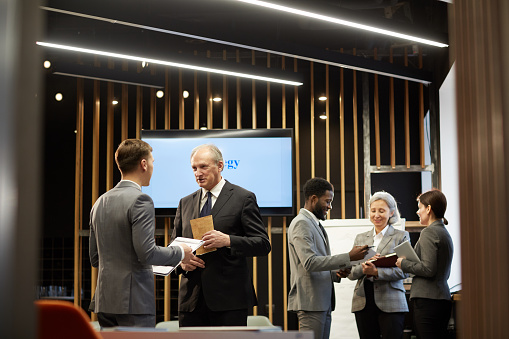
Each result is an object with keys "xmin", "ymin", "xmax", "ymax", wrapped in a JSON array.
[{"xmin": 141, "ymin": 129, "xmax": 294, "ymax": 217}]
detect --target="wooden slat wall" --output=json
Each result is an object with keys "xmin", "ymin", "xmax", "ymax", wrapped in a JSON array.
[
  {"xmin": 74, "ymin": 47, "xmax": 436, "ymax": 330},
  {"xmin": 455, "ymin": 0, "xmax": 509, "ymax": 338}
]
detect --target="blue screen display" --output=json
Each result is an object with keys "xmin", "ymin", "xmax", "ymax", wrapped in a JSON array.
[{"xmin": 141, "ymin": 129, "xmax": 293, "ymax": 216}]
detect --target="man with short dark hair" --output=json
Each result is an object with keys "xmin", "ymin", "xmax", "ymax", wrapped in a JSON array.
[
  {"xmin": 172, "ymin": 144, "xmax": 271, "ymax": 327},
  {"xmin": 288, "ymin": 177, "xmax": 368, "ymax": 339},
  {"xmin": 89, "ymin": 139, "xmax": 196, "ymax": 328}
]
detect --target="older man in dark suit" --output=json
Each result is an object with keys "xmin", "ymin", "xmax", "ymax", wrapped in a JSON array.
[
  {"xmin": 89, "ymin": 139, "xmax": 196, "ymax": 328},
  {"xmin": 172, "ymin": 144, "xmax": 271, "ymax": 327}
]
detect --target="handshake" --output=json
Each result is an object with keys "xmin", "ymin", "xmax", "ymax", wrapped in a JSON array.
[{"xmin": 336, "ymin": 245, "xmax": 370, "ymax": 278}]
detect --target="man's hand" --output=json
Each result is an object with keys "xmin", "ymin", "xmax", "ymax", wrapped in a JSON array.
[
  {"xmin": 180, "ymin": 244, "xmax": 205, "ymax": 272},
  {"xmin": 336, "ymin": 268, "xmax": 351, "ymax": 278},
  {"xmin": 349, "ymin": 245, "xmax": 369, "ymax": 261},
  {"xmin": 202, "ymin": 230, "xmax": 230, "ymax": 249}
]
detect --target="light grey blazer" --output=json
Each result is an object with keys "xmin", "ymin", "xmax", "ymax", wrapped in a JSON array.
[
  {"xmin": 89, "ymin": 180, "xmax": 182, "ymax": 315},
  {"xmin": 348, "ymin": 225, "xmax": 410, "ymax": 313},
  {"xmin": 288, "ymin": 209, "xmax": 350, "ymax": 312},
  {"xmin": 401, "ymin": 220, "xmax": 453, "ymax": 301}
]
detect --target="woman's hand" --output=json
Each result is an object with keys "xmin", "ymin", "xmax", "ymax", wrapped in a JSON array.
[
  {"xmin": 361, "ymin": 261, "xmax": 378, "ymax": 277},
  {"xmin": 396, "ymin": 257, "xmax": 404, "ymax": 269}
]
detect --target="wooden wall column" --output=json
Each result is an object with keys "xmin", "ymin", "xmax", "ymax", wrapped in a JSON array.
[{"xmin": 455, "ymin": 1, "xmax": 509, "ymax": 337}]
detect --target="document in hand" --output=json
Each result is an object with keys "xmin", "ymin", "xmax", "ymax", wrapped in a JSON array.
[
  {"xmin": 190, "ymin": 215, "xmax": 216, "ymax": 255},
  {"xmin": 152, "ymin": 237, "xmax": 205, "ymax": 276},
  {"xmin": 366, "ymin": 253, "xmax": 398, "ymax": 267},
  {"xmin": 394, "ymin": 241, "xmax": 421, "ymax": 263}
]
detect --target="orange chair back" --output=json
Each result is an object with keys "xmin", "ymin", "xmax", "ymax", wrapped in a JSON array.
[{"xmin": 35, "ymin": 300, "xmax": 103, "ymax": 339}]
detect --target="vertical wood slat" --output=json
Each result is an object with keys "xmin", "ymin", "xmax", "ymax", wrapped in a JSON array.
[
  {"xmin": 419, "ymin": 47, "xmax": 425, "ymax": 168},
  {"xmin": 352, "ymin": 49, "xmax": 360, "ymax": 218},
  {"xmin": 404, "ymin": 47, "xmax": 410, "ymax": 168},
  {"xmin": 122, "ymin": 84, "xmax": 128, "ymax": 140},
  {"xmin": 236, "ymin": 50, "xmax": 242, "ymax": 129},
  {"xmin": 121, "ymin": 61, "xmax": 129, "ymax": 140},
  {"xmin": 90, "ymin": 79, "xmax": 101, "ymax": 320},
  {"xmin": 179, "ymin": 70, "xmax": 184, "ymax": 130},
  {"xmin": 207, "ymin": 50, "xmax": 212, "ymax": 129},
  {"xmin": 74, "ymin": 78, "xmax": 85, "ymax": 307},
  {"xmin": 325, "ymin": 64, "xmax": 330, "ymax": 186},
  {"xmin": 136, "ymin": 86, "xmax": 142, "ymax": 139},
  {"xmin": 252, "ymin": 51, "xmax": 257, "ymax": 129},
  {"xmin": 223, "ymin": 50, "xmax": 228, "ymax": 129},
  {"xmin": 150, "ymin": 88, "xmax": 156, "ymax": 130},
  {"xmin": 165, "ymin": 70, "xmax": 170, "ymax": 130},
  {"xmin": 267, "ymin": 217, "xmax": 273, "ymax": 323},
  {"xmin": 194, "ymin": 71, "xmax": 199, "ymax": 130},
  {"xmin": 339, "ymin": 62, "xmax": 345, "ymax": 219},
  {"xmin": 107, "ymin": 82, "xmax": 114, "ymax": 190},
  {"xmin": 310, "ymin": 62, "xmax": 315, "ymax": 178},
  {"xmin": 389, "ymin": 48, "xmax": 396, "ymax": 169},
  {"xmin": 374, "ymin": 49, "xmax": 381, "ymax": 170},
  {"xmin": 294, "ymin": 59, "xmax": 301, "ymax": 210}
]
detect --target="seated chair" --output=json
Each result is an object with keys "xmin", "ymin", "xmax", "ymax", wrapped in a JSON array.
[{"xmin": 35, "ymin": 300, "xmax": 103, "ymax": 339}]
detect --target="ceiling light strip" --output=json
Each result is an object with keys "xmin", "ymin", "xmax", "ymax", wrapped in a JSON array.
[
  {"xmin": 235, "ymin": 0, "xmax": 448, "ymax": 48},
  {"xmin": 36, "ymin": 41, "xmax": 303, "ymax": 86},
  {"xmin": 40, "ymin": 6, "xmax": 431, "ymax": 84}
]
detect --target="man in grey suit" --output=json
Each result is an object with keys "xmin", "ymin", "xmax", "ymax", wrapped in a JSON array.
[
  {"xmin": 89, "ymin": 139, "xmax": 196, "ymax": 328},
  {"xmin": 172, "ymin": 144, "xmax": 271, "ymax": 327},
  {"xmin": 288, "ymin": 177, "xmax": 368, "ymax": 339}
]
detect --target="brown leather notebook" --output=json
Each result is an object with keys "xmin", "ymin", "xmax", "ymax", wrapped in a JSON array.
[{"xmin": 366, "ymin": 253, "xmax": 398, "ymax": 267}]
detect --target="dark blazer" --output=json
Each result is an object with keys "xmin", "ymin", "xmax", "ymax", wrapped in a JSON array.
[
  {"xmin": 89, "ymin": 181, "xmax": 182, "ymax": 315},
  {"xmin": 172, "ymin": 180, "xmax": 271, "ymax": 312},
  {"xmin": 401, "ymin": 220, "xmax": 453, "ymax": 300}
]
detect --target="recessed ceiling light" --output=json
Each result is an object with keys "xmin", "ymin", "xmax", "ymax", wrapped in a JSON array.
[
  {"xmin": 319, "ymin": 113, "xmax": 327, "ymax": 120},
  {"xmin": 183, "ymin": 90, "xmax": 190, "ymax": 98},
  {"xmin": 318, "ymin": 96, "xmax": 327, "ymax": 101},
  {"xmin": 112, "ymin": 100, "xmax": 119, "ymax": 105},
  {"xmin": 43, "ymin": 60, "xmax": 51, "ymax": 68},
  {"xmin": 213, "ymin": 97, "xmax": 222, "ymax": 102},
  {"xmin": 156, "ymin": 90, "xmax": 164, "ymax": 98},
  {"xmin": 55, "ymin": 93, "xmax": 63, "ymax": 101}
]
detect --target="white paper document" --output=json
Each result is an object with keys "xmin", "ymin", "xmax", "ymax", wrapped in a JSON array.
[
  {"xmin": 152, "ymin": 237, "xmax": 204, "ymax": 276},
  {"xmin": 394, "ymin": 240, "xmax": 421, "ymax": 263}
]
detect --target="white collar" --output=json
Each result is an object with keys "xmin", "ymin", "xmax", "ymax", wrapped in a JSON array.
[{"xmin": 201, "ymin": 177, "xmax": 225, "ymax": 199}]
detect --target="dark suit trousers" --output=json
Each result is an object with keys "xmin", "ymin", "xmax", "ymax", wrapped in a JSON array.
[
  {"xmin": 412, "ymin": 298, "xmax": 452, "ymax": 339},
  {"xmin": 97, "ymin": 312, "xmax": 155, "ymax": 328},
  {"xmin": 354, "ymin": 279, "xmax": 406, "ymax": 339},
  {"xmin": 178, "ymin": 289, "xmax": 248, "ymax": 327}
]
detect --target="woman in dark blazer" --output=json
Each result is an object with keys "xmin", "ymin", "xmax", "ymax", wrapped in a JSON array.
[
  {"xmin": 396, "ymin": 189, "xmax": 453, "ymax": 339},
  {"xmin": 342, "ymin": 191, "xmax": 409, "ymax": 339}
]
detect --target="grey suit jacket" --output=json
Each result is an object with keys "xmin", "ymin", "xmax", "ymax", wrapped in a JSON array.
[
  {"xmin": 401, "ymin": 220, "xmax": 453, "ymax": 301},
  {"xmin": 348, "ymin": 225, "xmax": 409, "ymax": 313},
  {"xmin": 172, "ymin": 180, "xmax": 271, "ymax": 312},
  {"xmin": 89, "ymin": 180, "xmax": 182, "ymax": 315},
  {"xmin": 287, "ymin": 208, "xmax": 350, "ymax": 312}
]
